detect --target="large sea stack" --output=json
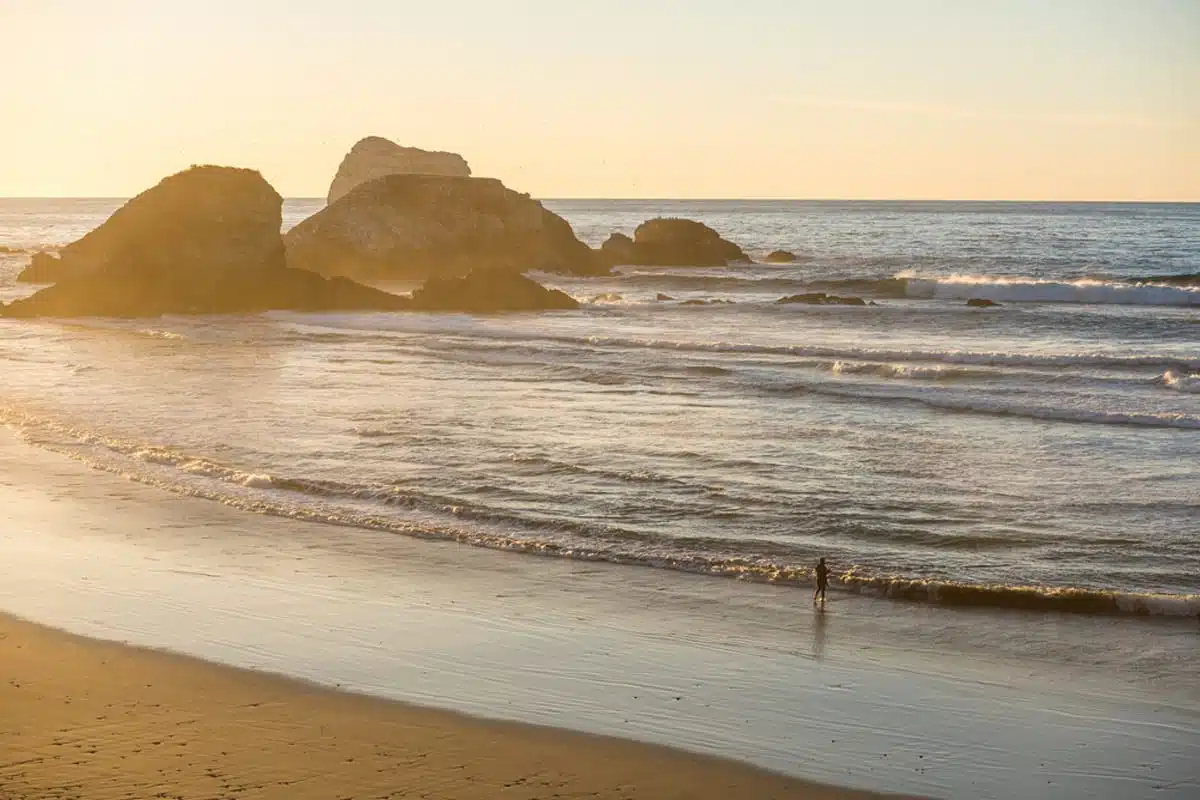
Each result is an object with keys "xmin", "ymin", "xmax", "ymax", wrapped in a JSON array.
[
  {"xmin": 598, "ymin": 218, "xmax": 749, "ymax": 267},
  {"xmin": 1, "ymin": 166, "xmax": 409, "ymax": 318},
  {"xmin": 285, "ymin": 174, "xmax": 605, "ymax": 280},
  {"xmin": 327, "ymin": 136, "xmax": 472, "ymax": 204}
]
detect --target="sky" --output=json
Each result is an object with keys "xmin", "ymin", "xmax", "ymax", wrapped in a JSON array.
[{"xmin": 1, "ymin": 0, "xmax": 1197, "ymax": 199}]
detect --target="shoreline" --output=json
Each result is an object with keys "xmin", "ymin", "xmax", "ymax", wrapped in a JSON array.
[
  {"xmin": 1, "ymin": 426, "xmax": 1197, "ymax": 799},
  {"xmin": 1, "ymin": 612, "xmax": 878, "ymax": 800}
]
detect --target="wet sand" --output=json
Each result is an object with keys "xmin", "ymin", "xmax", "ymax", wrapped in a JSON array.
[{"xmin": 0, "ymin": 614, "xmax": 877, "ymax": 800}]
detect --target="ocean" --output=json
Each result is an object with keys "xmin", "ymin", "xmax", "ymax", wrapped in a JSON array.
[
  {"xmin": 2, "ymin": 199, "xmax": 1196, "ymax": 609},
  {"xmin": 1, "ymin": 198, "xmax": 1197, "ymax": 798}
]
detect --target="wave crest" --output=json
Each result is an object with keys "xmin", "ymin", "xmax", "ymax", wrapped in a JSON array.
[
  {"xmin": 1160, "ymin": 369, "xmax": 1200, "ymax": 393},
  {"xmin": 828, "ymin": 361, "xmax": 974, "ymax": 380},
  {"xmin": 897, "ymin": 271, "xmax": 1200, "ymax": 306}
]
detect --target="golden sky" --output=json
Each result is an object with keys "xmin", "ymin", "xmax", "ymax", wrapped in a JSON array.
[{"xmin": 1, "ymin": 0, "xmax": 1197, "ymax": 199}]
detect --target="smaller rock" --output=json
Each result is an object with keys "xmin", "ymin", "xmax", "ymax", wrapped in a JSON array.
[
  {"xmin": 655, "ymin": 293, "xmax": 675, "ymax": 301},
  {"xmin": 776, "ymin": 293, "xmax": 867, "ymax": 306},
  {"xmin": 630, "ymin": 218, "xmax": 749, "ymax": 266},
  {"xmin": 764, "ymin": 250, "xmax": 798, "ymax": 263},
  {"xmin": 680, "ymin": 299, "xmax": 709, "ymax": 306},
  {"xmin": 967, "ymin": 297, "xmax": 1002, "ymax": 308},
  {"xmin": 776, "ymin": 292, "xmax": 828, "ymax": 305},
  {"xmin": 409, "ymin": 270, "xmax": 579, "ymax": 312}
]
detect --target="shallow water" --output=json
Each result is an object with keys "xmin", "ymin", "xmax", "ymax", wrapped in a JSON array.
[{"xmin": 1, "ymin": 200, "xmax": 1197, "ymax": 612}]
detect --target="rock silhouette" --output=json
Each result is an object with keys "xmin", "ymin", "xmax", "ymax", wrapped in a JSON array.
[
  {"xmin": 2, "ymin": 167, "xmax": 410, "ymax": 318},
  {"xmin": 286, "ymin": 174, "xmax": 604, "ymax": 281},
  {"xmin": 776, "ymin": 293, "xmax": 868, "ymax": 306},
  {"xmin": 409, "ymin": 270, "xmax": 579, "ymax": 312},
  {"xmin": 327, "ymin": 136, "xmax": 471, "ymax": 204},
  {"xmin": 0, "ymin": 167, "xmax": 608, "ymax": 319},
  {"xmin": 596, "ymin": 219, "xmax": 749, "ymax": 267}
]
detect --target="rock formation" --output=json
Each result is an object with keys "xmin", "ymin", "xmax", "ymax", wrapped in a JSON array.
[
  {"xmin": 327, "ymin": 137, "xmax": 471, "ymax": 204},
  {"xmin": 286, "ymin": 174, "xmax": 605, "ymax": 280},
  {"xmin": 408, "ymin": 269, "xmax": 578, "ymax": 312},
  {"xmin": 1, "ymin": 166, "xmax": 409, "ymax": 318},
  {"xmin": 776, "ymin": 292, "xmax": 868, "ymax": 306},
  {"xmin": 966, "ymin": 297, "xmax": 1002, "ymax": 308},
  {"xmin": 597, "ymin": 219, "xmax": 749, "ymax": 267},
  {"xmin": 765, "ymin": 250, "xmax": 797, "ymax": 263}
]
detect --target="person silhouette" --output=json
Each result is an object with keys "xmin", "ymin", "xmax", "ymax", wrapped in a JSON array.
[{"xmin": 813, "ymin": 557, "xmax": 829, "ymax": 605}]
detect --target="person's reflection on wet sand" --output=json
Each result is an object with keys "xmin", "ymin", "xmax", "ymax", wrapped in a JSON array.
[{"xmin": 812, "ymin": 605, "xmax": 827, "ymax": 661}]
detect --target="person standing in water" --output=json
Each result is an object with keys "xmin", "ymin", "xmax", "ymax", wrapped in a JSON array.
[{"xmin": 813, "ymin": 557, "xmax": 829, "ymax": 605}]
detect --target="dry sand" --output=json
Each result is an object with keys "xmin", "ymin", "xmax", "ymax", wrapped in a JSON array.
[{"xmin": 0, "ymin": 613, "xmax": 882, "ymax": 800}]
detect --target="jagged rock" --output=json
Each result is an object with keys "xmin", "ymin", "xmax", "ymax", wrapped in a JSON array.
[
  {"xmin": 655, "ymin": 293, "xmax": 675, "ymax": 301},
  {"xmin": 679, "ymin": 298, "xmax": 735, "ymax": 306},
  {"xmin": 1, "ymin": 166, "xmax": 408, "ymax": 318},
  {"xmin": 765, "ymin": 250, "xmax": 797, "ymax": 263},
  {"xmin": 17, "ymin": 252, "xmax": 70, "ymax": 283},
  {"xmin": 409, "ymin": 270, "xmax": 578, "ymax": 312},
  {"xmin": 776, "ymin": 292, "xmax": 867, "ymax": 306},
  {"xmin": 624, "ymin": 218, "xmax": 749, "ymax": 267},
  {"xmin": 286, "ymin": 174, "xmax": 605, "ymax": 280},
  {"xmin": 967, "ymin": 297, "xmax": 1002, "ymax": 308},
  {"xmin": 327, "ymin": 136, "xmax": 471, "ymax": 204}
]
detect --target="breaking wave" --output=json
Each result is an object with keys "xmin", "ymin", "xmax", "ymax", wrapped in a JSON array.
[
  {"xmin": 1159, "ymin": 369, "xmax": 1200, "ymax": 393},
  {"xmin": 835, "ymin": 571, "xmax": 1199, "ymax": 617},
  {"xmin": 137, "ymin": 329, "xmax": 186, "ymax": 340},
  {"xmin": 897, "ymin": 271, "xmax": 1200, "ymax": 306},
  {"xmin": 607, "ymin": 269, "xmax": 1200, "ymax": 306},
  {"xmin": 828, "ymin": 361, "xmax": 978, "ymax": 381}
]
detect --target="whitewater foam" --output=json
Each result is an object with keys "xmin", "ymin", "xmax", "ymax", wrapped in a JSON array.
[
  {"xmin": 898, "ymin": 271, "xmax": 1200, "ymax": 306},
  {"xmin": 829, "ymin": 361, "xmax": 970, "ymax": 380},
  {"xmin": 1160, "ymin": 369, "xmax": 1200, "ymax": 393}
]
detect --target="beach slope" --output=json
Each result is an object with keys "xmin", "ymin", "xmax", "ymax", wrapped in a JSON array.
[{"xmin": 0, "ymin": 614, "xmax": 879, "ymax": 800}]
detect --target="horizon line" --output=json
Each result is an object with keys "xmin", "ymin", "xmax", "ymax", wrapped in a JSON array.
[{"xmin": 1, "ymin": 196, "xmax": 1198, "ymax": 204}]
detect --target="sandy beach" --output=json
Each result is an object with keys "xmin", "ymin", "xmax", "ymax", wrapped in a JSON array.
[{"xmin": 1, "ymin": 613, "xmax": 878, "ymax": 800}]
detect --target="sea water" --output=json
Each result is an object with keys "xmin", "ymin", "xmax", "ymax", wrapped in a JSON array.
[{"xmin": 0, "ymin": 198, "xmax": 1197, "ymax": 647}]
